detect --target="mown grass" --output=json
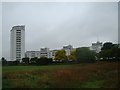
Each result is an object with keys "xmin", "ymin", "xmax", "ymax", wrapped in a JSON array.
[{"xmin": 2, "ymin": 62, "xmax": 119, "ymax": 88}]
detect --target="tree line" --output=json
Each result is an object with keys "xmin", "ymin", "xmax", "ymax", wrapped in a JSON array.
[
  {"xmin": 1, "ymin": 42, "xmax": 120, "ymax": 66},
  {"xmin": 1, "ymin": 57, "xmax": 53, "ymax": 66}
]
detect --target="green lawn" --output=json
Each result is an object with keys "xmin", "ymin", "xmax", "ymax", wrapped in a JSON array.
[{"xmin": 2, "ymin": 62, "xmax": 119, "ymax": 88}]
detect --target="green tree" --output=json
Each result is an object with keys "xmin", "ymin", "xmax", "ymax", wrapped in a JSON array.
[
  {"xmin": 22, "ymin": 57, "xmax": 29, "ymax": 64},
  {"xmin": 1, "ymin": 57, "xmax": 7, "ymax": 66},
  {"xmin": 99, "ymin": 43, "xmax": 120, "ymax": 61},
  {"xmin": 36, "ymin": 57, "xmax": 52, "ymax": 65},
  {"xmin": 68, "ymin": 50, "xmax": 76, "ymax": 61},
  {"xmin": 30, "ymin": 57, "xmax": 38, "ymax": 64},
  {"xmin": 101, "ymin": 42, "xmax": 113, "ymax": 50},
  {"xmin": 76, "ymin": 47, "xmax": 96, "ymax": 63},
  {"xmin": 54, "ymin": 50, "xmax": 67, "ymax": 61},
  {"xmin": 110, "ymin": 44, "xmax": 120, "ymax": 60}
]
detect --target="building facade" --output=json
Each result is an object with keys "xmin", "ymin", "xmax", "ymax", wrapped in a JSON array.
[
  {"xmin": 40, "ymin": 48, "xmax": 51, "ymax": 58},
  {"xmin": 49, "ymin": 50, "xmax": 57, "ymax": 60},
  {"xmin": 90, "ymin": 41, "xmax": 102, "ymax": 53},
  {"xmin": 25, "ymin": 49, "xmax": 57, "ymax": 60},
  {"xmin": 10, "ymin": 25, "xmax": 25, "ymax": 61},
  {"xmin": 63, "ymin": 45, "xmax": 73, "ymax": 56},
  {"xmin": 25, "ymin": 51, "xmax": 40, "ymax": 59}
]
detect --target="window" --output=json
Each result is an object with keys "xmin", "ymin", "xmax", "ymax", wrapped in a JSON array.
[
  {"xmin": 16, "ymin": 31, "xmax": 21, "ymax": 33},
  {"xmin": 16, "ymin": 43, "xmax": 21, "ymax": 46},
  {"xmin": 16, "ymin": 49, "xmax": 21, "ymax": 51},
  {"xmin": 16, "ymin": 37, "xmax": 21, "ymax": 39},
  {"xmin": 16, "ymin": 48, "xmax": 21, "ymax": 50},
  {"xmin": 16, "ymin": 38, "xmax": 21, "ymax": 41},
  {"xmin": 16, "ymin": 40, "xmax": 21, "ymax": 42},
  {"xmin": 16, "ymin": 45, "xmax": 21, "ymax": 46},
  {"xmin": 16, "ymin": 30, "xmax": 21, "ymax": 31}
]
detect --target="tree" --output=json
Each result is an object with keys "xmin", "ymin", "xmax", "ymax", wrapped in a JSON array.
[
  {"xmin": 99, "ymin": 43, "xmax": 120, "ymax": 61},
  {"xmin": 22, "ymin": 57, "xmax": 29, "ymax": 64},
  {"xmin": 76, "ymin": 47, "xmax": 96, "ymax": 63},
  {"xmin": 110, "ymin": 44, "xmax": 120, "ymax": 60},
  {"xmin": 54, "ymin": 50, "xmax": 67, "ymax": 61},
  {"xmin": 101, "ymin": 42, "xmax": 113, "ymax": 50},
  {"xmin": 30, "ymin": 57, "xmax": 38, "ymax": 64},
  {"xmin": 1, "ymin": 57, "xmax": 7, "ymax": 66},
  {"xmin": 68, "ymin": 50, "xmax": 76, "ymax": 61},
  {"xmin": 36, "ymin": 57, "xmax": 52, "ymax": 65}
]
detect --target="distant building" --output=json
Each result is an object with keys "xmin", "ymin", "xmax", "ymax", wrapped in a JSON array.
[
  {"xmin": 40, "ymin": 48, "xmax": 51, "ymax": 58},
  {"xmin": 49, "ymin": 50, "xmax": 58, "ymax": 60},
  {"xmin": 25, "ymin": 51, "xmax": 40, "ymax": 59},
  {"xmin": 10, "ymin": 25, "xmax": 25, "ymax": 61},
  {"xmin": 90, "ymin": 41, "xmax": 102, "ymax": 53},
  {"xmin": 25, "ymin": 48, "xmax": 57, "ymax": 60},
  {"xmin": 63, "ymin": 45, "xmax": 73, "ymax": 56}
]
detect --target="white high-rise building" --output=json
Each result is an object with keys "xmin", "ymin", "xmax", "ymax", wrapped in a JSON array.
[{"xmin": 10, "ymin": 25, "xmax": 25, "ymax": 61}]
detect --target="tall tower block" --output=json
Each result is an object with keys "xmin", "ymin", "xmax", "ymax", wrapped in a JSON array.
[{"xmin": 10, "ymin": 25, "xmax": 25, "ymax": 61}]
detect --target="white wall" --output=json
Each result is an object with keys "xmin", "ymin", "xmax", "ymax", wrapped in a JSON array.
[{"xmin": 10, "ymin": 26, "xmax": 25, "ymax": 61}]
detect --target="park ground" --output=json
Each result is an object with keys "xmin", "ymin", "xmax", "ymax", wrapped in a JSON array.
[{"xmin": 2, "ymin": 61, "xmax": 119, "ymax": 88}]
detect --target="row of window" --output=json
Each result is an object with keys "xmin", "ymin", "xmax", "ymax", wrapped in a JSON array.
[
  {"xmin": 40, "ymin": 55, "xmax": 48, "ymax": 56},
  {"xmin": 16, "ymin": 54, "xmax": 21, "ymax": 56},
  {"xmin": 16, "ymin": 42, "xmax": 21, "ymax": 44},
  {"xmin": 16, "ymin": 57, "xmax": 21, "ymax": 59},
  {"xmin": 16, "ymin": 53, "xmax": 21, "ymax": 55},
  {"xmin": 40, "ymin": 53, "xmax": 48, "ymax": 54},
  {"xmin": 16, "ymin": 35, "xmax": 21, "ymax": 37},
  {"xmin": 16, "ymin": 37, "xmax": 21, "ymax": 39},
  {"xmin": 16, "ymin": 49, "xmax": 21, "ymax": 51},
  {"xmin": 16, "ymin": 34, "xmax": 21, "ymax": 36},
  {"xmin": 16, "ymin": 48, "xmax": 21, "ymax": 50},
  {"xmin": 16, "ymin": 49, "xmax": 20, "ymax": 51},
  {"xmin": 16, "ymin": 33, "xmax": 21, "ymax": 34},
  {"xmin": 16, "ymin": 30, "xmax": 21, "ymax": 31},
  {"xmin": 16, "ymin": 44, "xmax": 21, "ymax": 46},
  {"xmin": 16, "ymin": 40, "xmax": 21, "ymax": 42},
  {"xmin": 16, "ymin": 33, "xmax": 21, "ymax": 35},
  {"xmin": 16, "ymin": 39, "xmax": 21, "ymax": 40},
  {"xmin": 16, "ymin": 43, "xmax": 21, "ymax": 47},
  {"xmin": 16, "ymin": 31, "xmax": 21, "ymax": 33}
]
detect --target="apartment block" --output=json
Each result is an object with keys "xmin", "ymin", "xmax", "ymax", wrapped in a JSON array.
[{"xmin": 10, "ymin": 25, "xmax": 25, "ymax": 61}]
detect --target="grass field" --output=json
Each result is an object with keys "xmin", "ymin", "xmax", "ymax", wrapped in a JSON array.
[{"xmin": 2, "ymin": 62, "xmax": 119, "ymax": 88}]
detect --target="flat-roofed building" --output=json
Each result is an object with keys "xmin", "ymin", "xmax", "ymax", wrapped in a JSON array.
[
  {"xmin": 40, "ymin": 48, "xmax": 50, "ymax": 58},
  {"xmin": 90, "ymin": 41, "xmax": 102, "ymax": 53},
  {"xmin": 10, "ymin": 25, "xmax": 25, "ymax": 61},
  {"xmin": 49, "ymin": 50, "xmax": 58, "ymax": 60},
  {"xmin": 25, "ymin": 51, "xmax": 40, "ymax": 59},
  {"xmin": 63, "ymin": 45, "xmax": 73, "ymax": 56}
]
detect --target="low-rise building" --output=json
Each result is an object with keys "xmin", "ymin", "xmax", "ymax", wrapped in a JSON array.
[
  {"xmin": 63, "ymin": 45, "xmax": 73, "ymax": 56},
  {"xmin": 25, "ymin": 48, "xmax": 57, "ymax": 60},
  {"xmin": 49, "ymin": 50, "xmax": 58, "ymax": 60},
  {"xmin": 90, "ymin": 41, "xmax": 102, "ymax": 53},
  {"xmin": 25, "ymin": 51, "xmax": 40, "ymax": 59},
  {"xmin": 40, "ymin": 48, "xmax": 50, "ymax": 58}
]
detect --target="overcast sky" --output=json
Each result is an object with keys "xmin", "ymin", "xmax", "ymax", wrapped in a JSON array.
[{"xmin": 2, "ymin": 2, "xmax": 118, "ymax": 60}]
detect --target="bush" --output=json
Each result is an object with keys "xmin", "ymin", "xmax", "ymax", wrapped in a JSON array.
[
  {"xmin": 76, "ymin": 47, "xmax": 96, "ymax": 63},
  {"xmin": 36, "ymin": 57, "xmax": 53, "ymax": 65}
]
